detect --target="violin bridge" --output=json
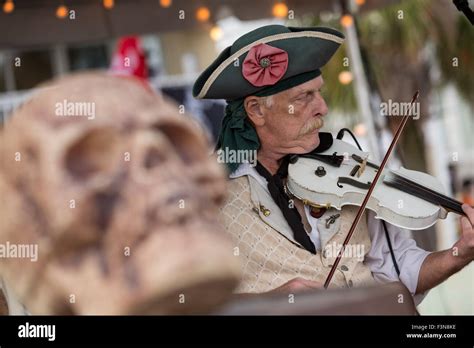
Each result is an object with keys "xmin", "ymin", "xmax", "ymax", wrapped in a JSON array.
[{"xmin": 357, "ymin": 156, "xmax": 368, "ymax": 177}]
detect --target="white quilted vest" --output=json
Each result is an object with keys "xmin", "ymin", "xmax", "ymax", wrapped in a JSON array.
[{"xmin": 219, "ymin": 175, "xmax": 376, "ymax": 293}]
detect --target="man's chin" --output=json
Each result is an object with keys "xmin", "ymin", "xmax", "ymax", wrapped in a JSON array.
[
  {"xmin": 292, "ymin": 134, "xmax": 321, "ymax": 154},
  {"xmin": 306, "ymin": 131, "xmax": 321, "ymax": 151},
  {"xmin": 308, "ymin": 137, "xmax": 320, "ymax": 152}
]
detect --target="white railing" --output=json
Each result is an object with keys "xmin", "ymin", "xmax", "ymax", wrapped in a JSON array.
[
  {"xmin": 0, "ymin": 73, "xmax": 203, "ymax": 123},
  {"xmin": 0, "ymin": 90, "xmax": 34, "ymax": 123}
]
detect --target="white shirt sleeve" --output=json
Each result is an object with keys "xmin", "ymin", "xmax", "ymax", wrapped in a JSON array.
[
  {"xmin": 0, "ymin": 276, "xmax": 30, "ymax": 315},
  {"xmin": 364, "ymin": 211, "xmax": 431, "ymax": 305}
]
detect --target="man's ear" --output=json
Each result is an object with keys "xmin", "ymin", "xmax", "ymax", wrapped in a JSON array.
[{"xmin": 244, "ymin": 96, "xmax": 266, "ymax": 127}]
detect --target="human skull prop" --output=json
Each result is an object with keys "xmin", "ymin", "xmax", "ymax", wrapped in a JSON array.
[{"xmin": 0, "ymin": 73, "xmax": 240, "ymax": 314}]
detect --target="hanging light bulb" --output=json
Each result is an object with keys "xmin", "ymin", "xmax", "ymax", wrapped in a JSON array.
[
  {"xmin": 272, "ymin": 2, "xmax": 288, "ymax": 18},
  {"xmin": 159, "ymin": 0, "xmax": 172, "ymax": 8},
  {"xmin": 103, "ymin": 0, "xmax": 114, "ymax": 10},
  {"xmin": 338, "ymin": 70, "xmax": 353, "ymax": 85},
  {"xmin": 3, "ymin": 0, "xmax": 14, "ymax": 13},
  {"xmin": 210, "ymin": 25, "xmax": 223, "ymax": 41},
  {"xmin": 340, "ymin": 14, "xmax": 354, "ymax": 28},
  {"xmin": 56, "ymin": 4, "xmax": 68, "ymax": 19},
  {"xmin": 196, "ymin": 6, "xmax": 210, "ymax": 22},
  {"xmin": 353, "ymin": 123, "xmax": 367, "ymax": 137}
]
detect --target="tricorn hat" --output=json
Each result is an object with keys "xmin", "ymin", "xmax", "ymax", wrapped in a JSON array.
[{"xmin": 193, "ymin": 25, "xmax": 345, "ymax": 101}]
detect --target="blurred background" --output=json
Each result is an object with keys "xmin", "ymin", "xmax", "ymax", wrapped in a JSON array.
[{"xmin": 0, "ymin": 0, "xmax": 473, "ymax": 314}]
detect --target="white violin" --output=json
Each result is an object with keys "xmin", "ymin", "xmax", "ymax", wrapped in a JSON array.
[{"xmin": 286, "ymin": 137, "xmax": 465, "ymax": 231}]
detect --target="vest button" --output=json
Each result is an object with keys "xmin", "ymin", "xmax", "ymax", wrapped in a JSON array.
[
  {"xmin": 259, "ymin": 204, "xmax": 271, "ymax": 217},
  {"xmin": 341, "ymin": 265, "xmax": 349, "ymax": 271}
]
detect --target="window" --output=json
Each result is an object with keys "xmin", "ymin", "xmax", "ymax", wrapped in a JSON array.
[
  {"xmin": 14, "ymin": 50, "xmax": 54, "ymax": 90},
  {"xmin": 68, "ymin": 45, "xmax": 109, "ymax": 71}
]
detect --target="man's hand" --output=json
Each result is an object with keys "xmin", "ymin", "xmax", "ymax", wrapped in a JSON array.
[
  {"xmin": 232, "ymin": 277, "xmax": 324, "ymax": 300},
  {"xmin": 268, "ymin": 277, "xmax": 324, "ymax": 294},
  {"xmin": 416, "ymin": 204, "xmax": 474, "ymax": 294},
  {"xmin": 453, "ymin": 204, "xmax": 474, "ymax": 261}
]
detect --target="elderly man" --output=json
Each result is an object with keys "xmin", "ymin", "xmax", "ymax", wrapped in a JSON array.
[{"xmin": 193, "ymin": 25, "xmax": 474, "ymax": 303}]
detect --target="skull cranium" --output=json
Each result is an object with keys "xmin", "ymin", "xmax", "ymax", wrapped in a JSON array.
[{"xmin": 0, "ymin": 73, "xmax": 240, "ymax": 314}]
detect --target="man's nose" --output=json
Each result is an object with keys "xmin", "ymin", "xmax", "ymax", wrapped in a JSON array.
[{"xmin": 314, "ymin": 94, "xmax": 328, "ymax": 116}]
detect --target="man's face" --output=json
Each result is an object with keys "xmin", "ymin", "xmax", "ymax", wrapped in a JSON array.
[{"xmin": 258, "ymin": 75, "xmax": 328, "ymax": 155}]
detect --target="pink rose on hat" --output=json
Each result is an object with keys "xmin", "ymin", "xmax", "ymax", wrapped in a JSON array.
[{"xmin": 242, "ymin": 43, "xmax": 289, "ymax": 87}]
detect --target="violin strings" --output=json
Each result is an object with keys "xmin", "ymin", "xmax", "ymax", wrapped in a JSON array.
[
  {"xmin": 385, "ymin": 179, "xmax": 461, "ymax": 214},
  {"xmin": 387, "ymin": 175, "xmax": 461, "ymax": 211},
  {"xmin": 384, "ymin": 173, "xmax": 463, "ymax": 214},
  {"xmin": 387, "ymin": 178, "xmax": 462, "ymax": 214},
  {"xmin": 389, "ymin": 172, "xmax": 463, "ymax": 208}
]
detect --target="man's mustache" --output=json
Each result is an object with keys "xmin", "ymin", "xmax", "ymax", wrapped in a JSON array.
[{"xmin": 299, "ymin": 117, "xmax": 324, "ymax": 136}]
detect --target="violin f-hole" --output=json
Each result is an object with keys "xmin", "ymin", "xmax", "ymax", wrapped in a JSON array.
[{"xmin": 337, "ymin": 177, "xmax": 372, "ymax": 190}]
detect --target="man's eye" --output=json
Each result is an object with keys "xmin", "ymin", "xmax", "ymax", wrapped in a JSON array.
[
  {"xmin": 295, "ymin": 92, "xmax": 315, "ymax": 101},
  {"xmin": 295, "ymin": 95, "xmax": 306, "ymax": 101}
]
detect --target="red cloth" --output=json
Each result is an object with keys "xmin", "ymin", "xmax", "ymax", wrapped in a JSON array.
[
  {"xmin": 242, "ymin": 43, "xmax": 288, "ymax": 87},
  {"xmin": 110, "ymin": 36, "xmax": 148, "ymax": 80}
]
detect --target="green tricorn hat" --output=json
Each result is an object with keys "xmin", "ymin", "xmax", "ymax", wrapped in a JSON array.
[{"xmin": 193, "ymin": 25, "xmax": 345, "ymax": 101}]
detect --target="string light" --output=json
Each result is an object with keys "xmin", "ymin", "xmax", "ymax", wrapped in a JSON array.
[
  {"xmin": 272, "ymin": 2, "xmax": 288, "ymax": 18},
  {"xmin": 103, "ymin": 0, "xmax": 114, "ymax": 10},
  {"xmin": 340, "ymin": 14, "xmax": 353, "ymax": 27},
  {"xmin": 56, "ymin": 4, "xmax": 68, "ymax": 19},
  {"xmin": 353, "ymin": 123, "xmax": 367, "ymax": 137},
  {"xmin": 3, "ymin": 0, "xmax": 14, "ymax": 13},
  {"xmin": 159, "ymin": 0, "xmax": 172, "ymax": 8},
  {"xmin": 355, "ymin": 0, "xmax": 366, "ymax": 5},
  {"xmin": 338, "ymin": 70, "xmax": 353, "ymax": 85},
  {"xmin": 196, "ymin": 6, "xmax": 210, "ymax": 22},
  {"xmin": 210, "ymin": 26, "xmax": 223, "ymax": 41}
]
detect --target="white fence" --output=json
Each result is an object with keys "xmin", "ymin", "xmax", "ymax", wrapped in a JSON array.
[
  {"xmin": 0, "ymin": 73, "xmax": 205, "ymax": 123},
  {"xmin": 0, "ymin": 90, "xmax": 34, "ymax": 123}
]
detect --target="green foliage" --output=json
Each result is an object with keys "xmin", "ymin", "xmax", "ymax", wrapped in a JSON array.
[
  {"xmin": 437, "ymin": 17, "xmax": 474, "ymax": 107},
  {"xmin": 299, "ymin": 0, "xmax": 473, "ymax": 111},
  {"xmin": 358, "ymin": 0, "xmax": 473, "ymax": 107},
  {"xmin": 293, "ymin": 15, "xmax": 357, "ymax": 112},
  {"xmin": 320, "ymin": 44, "xmax": 357, "ymax": 113}
]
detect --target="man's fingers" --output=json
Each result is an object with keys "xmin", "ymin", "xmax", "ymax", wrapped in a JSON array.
[
  {"xmin": 462, "ymin": 204, "xmax": 474, "ymax": 225},
  {"xmin": 289, "ymin": 278, "xmax": 314, "ymax": 291},
  {"xmin": 285, "ymin": 277, "xmax": 324, "ymax": 292},
  {"xmin": 461, "ymin": 216, "xmax": 473, "ymax": 235},
  {"xmin": 299, "ymin": 278, "xmax": 324, "ymax": 289}
]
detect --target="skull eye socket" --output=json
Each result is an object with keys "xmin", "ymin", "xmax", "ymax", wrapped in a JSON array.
[
  {"xmin": 157, "ymin": 123, "xmax": 206, "ymax": 165},
  {"xmin": 143, "ymin": 147, "xmax": 164, "ymax": 169},
  {"xmin": 65, "ymin": 128, "xmax": 120, "ymax": 181}
]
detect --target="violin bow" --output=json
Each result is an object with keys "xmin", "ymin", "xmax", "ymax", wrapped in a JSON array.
[{"xmin": 323, "ymin": 91, "xmax": 420, "ymax": 289}]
